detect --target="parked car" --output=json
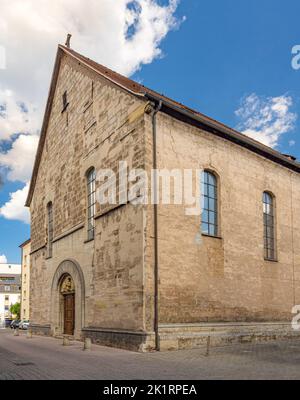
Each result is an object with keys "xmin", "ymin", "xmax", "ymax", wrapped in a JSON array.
[
  {"xmin": 19, "ymin": 320, "xmax": 30, "ymax": 330},
  {"xmin": 10, "ymin": 319, "xmax": 21, "ymax": 329},
  {"xmin": 5, "ymin": 319, "xmax": 13, "ymax": 328}
]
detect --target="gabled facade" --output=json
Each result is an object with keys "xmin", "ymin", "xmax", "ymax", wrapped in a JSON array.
[{"xmin": 27, "ymin": 45, "xmax": 300, "ymax": 351}]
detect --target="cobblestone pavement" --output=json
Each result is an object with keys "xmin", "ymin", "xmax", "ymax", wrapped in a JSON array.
[{"xmin": 1, "ymin": 328, "xmax": 300, "ymax": 380}]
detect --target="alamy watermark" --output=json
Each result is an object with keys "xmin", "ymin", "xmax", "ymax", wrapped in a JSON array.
[
  {"xmin": 291, "ymin": 45, "xmax": 300, "ymax": 70},
  {"xmin": 0, "ymin": 45, "xmax": 6, "ymax": 70},
  {"xmin": 292, "ymin": 305, "xmax": 300, "ymax": 330},
  {"xmin": 95, "ymin": 162, "xmax": 203, "ymax": 216}
]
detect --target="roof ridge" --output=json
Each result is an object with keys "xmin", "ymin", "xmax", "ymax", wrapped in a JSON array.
[{"xmin": 59, "ymin": 45, "xmax": 146, "ymax": 96}]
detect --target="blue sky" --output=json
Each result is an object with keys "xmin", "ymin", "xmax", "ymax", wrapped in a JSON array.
[
  {"xmin": 133, "ymin": 0, "xmax": 300, "ymax": 149},
  {"xmin": 0, "ymin": 0, "xmax": 299, "ymax": 263}
]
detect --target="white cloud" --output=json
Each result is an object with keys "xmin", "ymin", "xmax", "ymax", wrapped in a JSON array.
[
  {"xmin": 0, "ymin": 183, "xmax": 30, "ymax": 224},
  {"xmin": 0, "ymin": 133, "xmax": 39, "ymax": 182},
  {"xmin": 0, "ymin": 254, "xmax": 7, "ymax": 263},
  {"xmin": 289, "ymin": 140, "xmax": 296, "ymax": 147},
  {"xmin": 235, "ymin": 94, "xmax": 297, "ymax": 148},
  {"xmin": 0, "ymin": 89, "xmax": 41, "ymax": 141},
  {"xmin": 0, "ymin": 0, "xmax": 182, "ymax": 223},
  {"xmin": 0, "ymin": 0, "xmax": 181, "ymax": 116}
]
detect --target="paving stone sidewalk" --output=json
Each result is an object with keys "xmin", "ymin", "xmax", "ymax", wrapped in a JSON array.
[{"xmin": 0, "ymin": 328, "xmax": 300, "ymax": 380}]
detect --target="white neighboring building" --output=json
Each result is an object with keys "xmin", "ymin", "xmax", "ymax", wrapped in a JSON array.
[
  {"xmin": 0, "ymin": 264, "xmax": 21, "ymax": 326},
  {"xmin": 0, "ymin": 264, "xmax": 21, "ymax": 275},
  {"xmin": 20, "ymin": 240, "xmax": 31, "ymax": 321}
]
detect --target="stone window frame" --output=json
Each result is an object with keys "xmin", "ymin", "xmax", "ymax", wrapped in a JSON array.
[
  {"xmin": 201, "ymin": 169, "xmax": 220, "ymax": 237},
  {"xmin": 263, "ymin": 191, "xmax": 277, "ymax": 261},
  {"xmin": 86, "ymin": 167, "xmax": 96, "ymax": 241}
]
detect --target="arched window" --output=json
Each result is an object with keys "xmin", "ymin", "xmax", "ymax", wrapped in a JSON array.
[
  {"xmin": 201, "ymin": 170, "xmax": 218, "ymax": 236},
  {"xmin": 87, "ymin": 168, "xmax": 96, "ymax": 240},
  {"xmin": 47, "ymin": 202, "xmax": 53, "ymax": 258},
  {"xmin": 263, "ymin": 192, "xmax": 276, "ymax": 260}
]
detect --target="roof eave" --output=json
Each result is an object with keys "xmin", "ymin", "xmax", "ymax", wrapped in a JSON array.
[
  {"xmin": 19, "ymin": 239, "xmax": 31, "ymax": 248},
  {"xmin": 25, "ymin": 47, "xmax": 65, "ymax": 207},
  {"xmin": 145, "ymin": 92, "xmax": 300, "ymax": 174}
]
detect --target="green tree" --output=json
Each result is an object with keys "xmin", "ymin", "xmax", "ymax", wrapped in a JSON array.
[{"xmin": 10, "ymin": 302, "xmax": 21, "ymax": 319}]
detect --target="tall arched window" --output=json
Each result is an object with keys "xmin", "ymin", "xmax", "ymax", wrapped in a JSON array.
[
  {"xmin": 47, "ymin": 202, "xmax": 53, "ymax": 258},
  {"xmin": 201, "ymin": 170, "xmax": 218, "ymax": 236},
  {"xmin": 263, "ymin": 192, "xmax": 276, "ymax": 260},
  {"xmin": 87, "ymin": 168, "xmax": 96, "ymax": 240}
]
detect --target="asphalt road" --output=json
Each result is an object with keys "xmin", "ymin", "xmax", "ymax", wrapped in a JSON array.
[{"xmin": 1, "ymin": 328, "xmax": 300, "ymax": 380}]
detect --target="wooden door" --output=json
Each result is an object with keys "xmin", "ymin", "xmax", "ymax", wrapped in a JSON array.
[{"xmin": 64, "ymin": 293, "xmax": 75, "ymax": 335}]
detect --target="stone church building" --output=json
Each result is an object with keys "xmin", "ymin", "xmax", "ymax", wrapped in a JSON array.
[{"xmin": 26, "ymin": 43, "xmax": 300, "ymax": 351}]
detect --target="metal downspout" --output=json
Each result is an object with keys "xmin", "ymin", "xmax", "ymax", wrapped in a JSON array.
[{"xmin": 152, "ymin": 100, "xmax": 162, "ymax": 351}]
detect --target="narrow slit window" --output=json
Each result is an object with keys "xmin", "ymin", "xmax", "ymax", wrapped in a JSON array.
[
  {"xmin": 62, "ymin": 91, "xmax": 68, "ymax": 111},
  {"xmin": 87, "ymin": 168, "xmax": 96, "ymax": 240},
  {"xmin": 263, "ymin": 192, "xmax": 276, "ymax": 260},
  {"xmin": 47, "ymin": 202, "xmax": 53, "ymax": 258}
]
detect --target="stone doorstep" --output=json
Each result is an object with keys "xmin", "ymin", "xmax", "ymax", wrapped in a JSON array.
[{"xmin": 55, "ymin": 334, "xmax": 75, "ymax": 340}]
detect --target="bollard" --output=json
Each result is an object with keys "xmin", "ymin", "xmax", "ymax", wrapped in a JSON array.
[
  {"xmin": 26, "ymin": 330, "xmax": 33, "ymax": 339},
  {"xmin": 14, "ymin": 328, "xmax": 19, "ymax": 337},
  {"xmin": 205, "ymin": 335, "xmax": 211, "ymax": 357},
  {"xmin": 83, "ymin": 337, "xmax": 92, "ymax": 351},
  {"xmin": 63, "ymin": 336, "xmax": 70, "ymax": 346}
]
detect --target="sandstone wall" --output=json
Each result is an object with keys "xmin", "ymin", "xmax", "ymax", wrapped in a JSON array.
[
  {"xmin": 30, "ymin": 54, "xmax": 148, "ymax": 333},
  {"xmin": 144, "ymin": 112, "xmax": 300, "ymax": 324}
]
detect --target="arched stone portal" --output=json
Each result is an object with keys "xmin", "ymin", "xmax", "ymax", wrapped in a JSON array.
[
  {"xmin": 51, "ymin": 259, "xmax": 85, "ymax": 338},
  {"xmin": 60, "ymin": 275, "xmax": 75, "ymax": 335}
]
